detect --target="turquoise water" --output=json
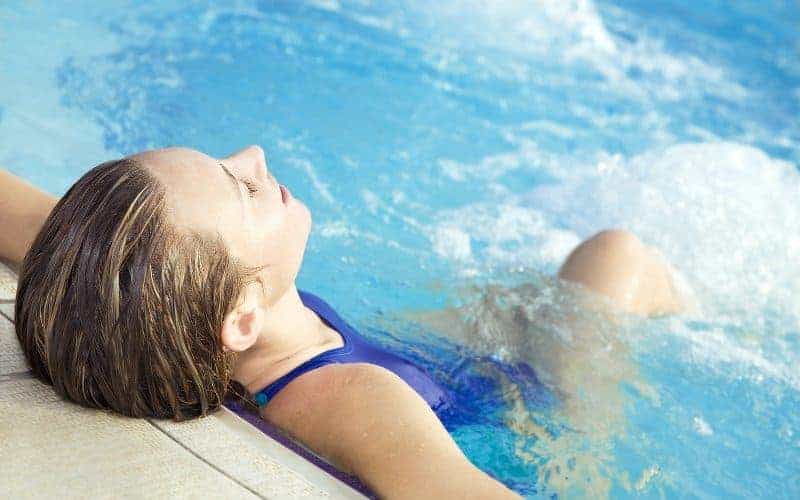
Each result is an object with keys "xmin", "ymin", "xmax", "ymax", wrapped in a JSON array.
[{"xmin": 1, "ymin": 1, "xmax": 799, "ymax": 497}]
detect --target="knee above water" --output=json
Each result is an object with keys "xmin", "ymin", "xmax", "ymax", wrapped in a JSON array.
[{"xmin": 587, "ymin": 228, "xmax": 645, "ymax": 256}]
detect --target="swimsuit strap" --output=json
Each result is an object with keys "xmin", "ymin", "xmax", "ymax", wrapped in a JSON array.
[
  {"xmin": 252, "ymin": 291, "xmax": 350, "ymax": 406},
  {"xmin": 252, "ymin": 290, "xmax": 453, "ymax": 415}
]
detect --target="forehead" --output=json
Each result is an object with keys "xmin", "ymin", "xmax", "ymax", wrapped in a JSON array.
[
  {"xmin": 132, "ymin": 147, "xmax": 218, "ymax": 184},
  {"xmin": 131, "ymin": 147, "xmax": 242, "ymax": 236}
]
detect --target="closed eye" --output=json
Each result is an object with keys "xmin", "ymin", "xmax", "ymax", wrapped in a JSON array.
[{"xmin": 239, "ymin": 177, "xmax": 260, "ymax": 197}]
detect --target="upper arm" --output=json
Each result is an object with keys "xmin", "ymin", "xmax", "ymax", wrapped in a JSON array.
[
  {"xmin": 262, "ymin": 363, "xmax": 518, "ymax": 499},
  {"xmin": 0, "ymin": 169, "xmax": 57, "ymax": 266}
]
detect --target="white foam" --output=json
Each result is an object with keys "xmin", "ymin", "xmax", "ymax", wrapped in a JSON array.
[
  {"xmin": 432, "ymin": 225, "xmax": 473, "ymax": 262},
  {"xmin": 412, "ymin": 0, "xmax": 617, "ymax": 60},
  {"xmin": 307, "ymin": 0, "xmax": 341, "ymax": 12},
  {"xmin": 670, "ymin": 318, "xmax": 800, "ymax": 391},
  {"xmin": 438, "ymin": 140, "xmax": 550, "ymax": 182},
  {"xmin": 287, "ymin": 158, "xmax": 337, "ymax": 205},
  {"xmin": 429, "ymin": 197, "xmax": 581, "ymax": 273},
  {"xmin": 333, "ymin": 0, "xmax": 747, "ymax": 105},
  {"xmin": 199, "ymin": 2, "xmax": 266, "ymax": 32},
  {"xmin": 530, "ymin": 142, "xmax": 800, "ymax": 323},
  {"xmin": 430, "ymin": 142, "xmax": 800, "ymax": 384},
  {"xmin": 350, "ymin": 13, "xmax": 396, "ymax": 32},
  {"xmin": 432, "ymin": 139, "xmax": 800, "ymax": 391},
  {"xmin": 692, "ymin": 416, "xmax": 714, "ymax": 436},
  {"xmin": 520, "ymin": 120, "xmax": 576, "ymax": 140},
  {"xmin": 361, "ymin": 189, "xmax": 381, "ymax": 214}
]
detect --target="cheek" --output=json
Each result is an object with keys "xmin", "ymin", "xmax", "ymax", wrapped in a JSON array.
[
  {"xmin": 295, "ymin": 202, "xmax": 312, "ymax": 241},
  {"xmin": 275, "ymin": 204, "xmax": 311, "ymax": 284},
  {"xmin": 253, "ymin": 207, "xmax": 310, "ymax": 293},
  {"xmin": 293, "ymin": 203, "xmax": 312, "ymax": 260}
]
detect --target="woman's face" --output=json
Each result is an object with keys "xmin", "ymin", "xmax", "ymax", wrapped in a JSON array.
[{"xmin": 134, "ymin": 145, "xmax": 312, "ymax": 304}]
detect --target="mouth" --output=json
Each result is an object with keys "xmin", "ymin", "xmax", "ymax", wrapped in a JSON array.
[{"xmin": 279, "ymin": 184, "xmax": 291, "ymax": 204}]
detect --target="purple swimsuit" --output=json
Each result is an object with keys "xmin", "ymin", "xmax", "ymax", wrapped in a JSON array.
[{"xmin": 253, "ymin": 290, "xmax": 454, "ymax": 415}]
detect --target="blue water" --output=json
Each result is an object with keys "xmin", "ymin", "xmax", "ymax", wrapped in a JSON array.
[{"xmin": 2, "ymin": 1, "xmax": 799, "ymax": 497}]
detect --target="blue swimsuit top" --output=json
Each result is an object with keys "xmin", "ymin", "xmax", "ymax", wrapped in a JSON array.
[{"xmin": 253, "ymin": 290, "xmax": 453, "ymax": 415}]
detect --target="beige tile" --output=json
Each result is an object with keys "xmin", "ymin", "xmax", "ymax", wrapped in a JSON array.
[
  {"xmin": 153, "ymin": 408, "xmax": 367, "ymax": 499},
  {"xmin": 0, "ymin": 377, "xmax": 258, "ymax": 499},
  {"xmin": 0, "ymin": 315, "xmax": 27, "ymax": 375},
  {"xmin": 153, "ymin": 412, "xmax": 332, "ymax": 499},
  {"xmin": 0, "ymin": 261, "xmax": 16, "ymax": 300},
  {"xmin": 0, "ymin": 261, "xmax": 15, "ymax": 321}
]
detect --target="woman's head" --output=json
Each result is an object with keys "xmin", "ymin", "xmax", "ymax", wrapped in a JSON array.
[
  {"xmin": 139, "ymin": 145, "xmax": 312, "ymax": 302},
  {"xmin": 15, "ymin": 146, "xmax": 311, "ymax": 420}
]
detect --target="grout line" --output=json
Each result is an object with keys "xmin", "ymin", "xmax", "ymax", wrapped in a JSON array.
[
  {"xmin": 0, "ymin": 309, "xmax": 12, "ymax": 323},
  {"xmin": 145, "ymin": 419, "xmax": 266, "ymax": 499},
  {"xmin": 3, "ymin": 303, "xmax": 259, "ymax": 499},
  {"xmin": 1, "ymin": 269, "xmax": 346, "ymax": 498},
  {"xmin": 4, "ymin": 267, "xmax": 263, "ymax": 499},
  {"xmin": 0, "ymin": 370, "xmax": 34, "ymax": 384}
]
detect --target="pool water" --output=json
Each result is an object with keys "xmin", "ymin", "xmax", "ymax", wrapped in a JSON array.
[{"xmin": 2, "ymin": 1, "xmax": 799, "ymax": 497}]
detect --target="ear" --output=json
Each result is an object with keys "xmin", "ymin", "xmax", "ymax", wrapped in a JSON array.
[{"xmin": 221, "ymin": 283, "xmax": 264, "ymax": 352}]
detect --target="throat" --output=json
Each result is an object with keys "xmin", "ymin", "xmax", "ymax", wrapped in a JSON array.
[
  {"xmin": 232, "ymin": 288, "xmax": 344, "ymax": 394},
  {"xmin": 274, "ymin": 319, "xmax": 342, "ymax": 365},
  {"xmin": 242, "ymin": 319, "xmax": 343, "ymax": 394}
]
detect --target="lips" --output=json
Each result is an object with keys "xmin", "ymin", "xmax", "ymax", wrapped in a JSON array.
[{"xmin": 279, "ymin": 184, "xmax": 291, "ymax": 204}]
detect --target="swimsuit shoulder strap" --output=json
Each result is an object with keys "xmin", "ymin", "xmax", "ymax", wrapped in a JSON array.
[{"xmin": 252, "ymin": 290, "xmax": 349, "ymax": 406}]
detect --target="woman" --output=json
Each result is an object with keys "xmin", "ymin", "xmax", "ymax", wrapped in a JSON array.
[{"xmin": 0, "ymin": 145, "xmax": 685, "ymax": 499}]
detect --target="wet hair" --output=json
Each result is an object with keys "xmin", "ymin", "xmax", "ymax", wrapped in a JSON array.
[{"xmin": 15, "ymin": 158, "xmax": 258, "ymax": 420}]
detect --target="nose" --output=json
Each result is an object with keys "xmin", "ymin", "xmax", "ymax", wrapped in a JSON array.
[{"xmin": 223, "ymin": 145, "xmax": 269, "ymax": 182}]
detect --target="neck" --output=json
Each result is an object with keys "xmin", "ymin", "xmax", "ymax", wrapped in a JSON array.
[{"xmin": 232, "ymin": 284, "xmax": 341, "ymax": 393}]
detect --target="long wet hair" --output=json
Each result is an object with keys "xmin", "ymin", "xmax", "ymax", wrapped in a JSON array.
[{"xmin": 15, "ymin": 158, "xmax": 258, "ymax": 420}]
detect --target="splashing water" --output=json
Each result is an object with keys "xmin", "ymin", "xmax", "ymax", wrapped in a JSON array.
[{"xmin": 1, "ymin": 0, "xmax": 798, "ymax": 497}]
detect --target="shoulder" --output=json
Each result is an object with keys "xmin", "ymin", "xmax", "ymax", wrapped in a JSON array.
[
  {"xmin": 261, "ymin": 362, "xmax": 425, "ymax": 454},
  {"xmin": 263, "ymin": 362, "xmax": 405, "ymax": 410},
  {"xmin": 261, "ymin": 363, "xmax": 425, "ymax": 468},
  {"xmin": 261, "ymin": 362, "xmax": 517, "ymax": 498},
  {"xmin": 262, "ymin": 365, "xmax": 445, "ymax": 484}
]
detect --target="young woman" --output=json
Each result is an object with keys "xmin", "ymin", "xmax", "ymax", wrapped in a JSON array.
[{"xmin": 1, "ymin": 145, "xmax": 686, "ymax": 499}]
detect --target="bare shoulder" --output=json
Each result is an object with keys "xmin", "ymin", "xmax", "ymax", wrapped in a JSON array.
[
  {"xmin": 262, "ymin": 362, "xmax": 406, "ymax": 426},
  {"xmin": 261, "ymin": 362, "xmax": 436, "ymax": 466},
  {"xmin": 261, "ymin": 362, "xmax": 519, "ymax": 499}
]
